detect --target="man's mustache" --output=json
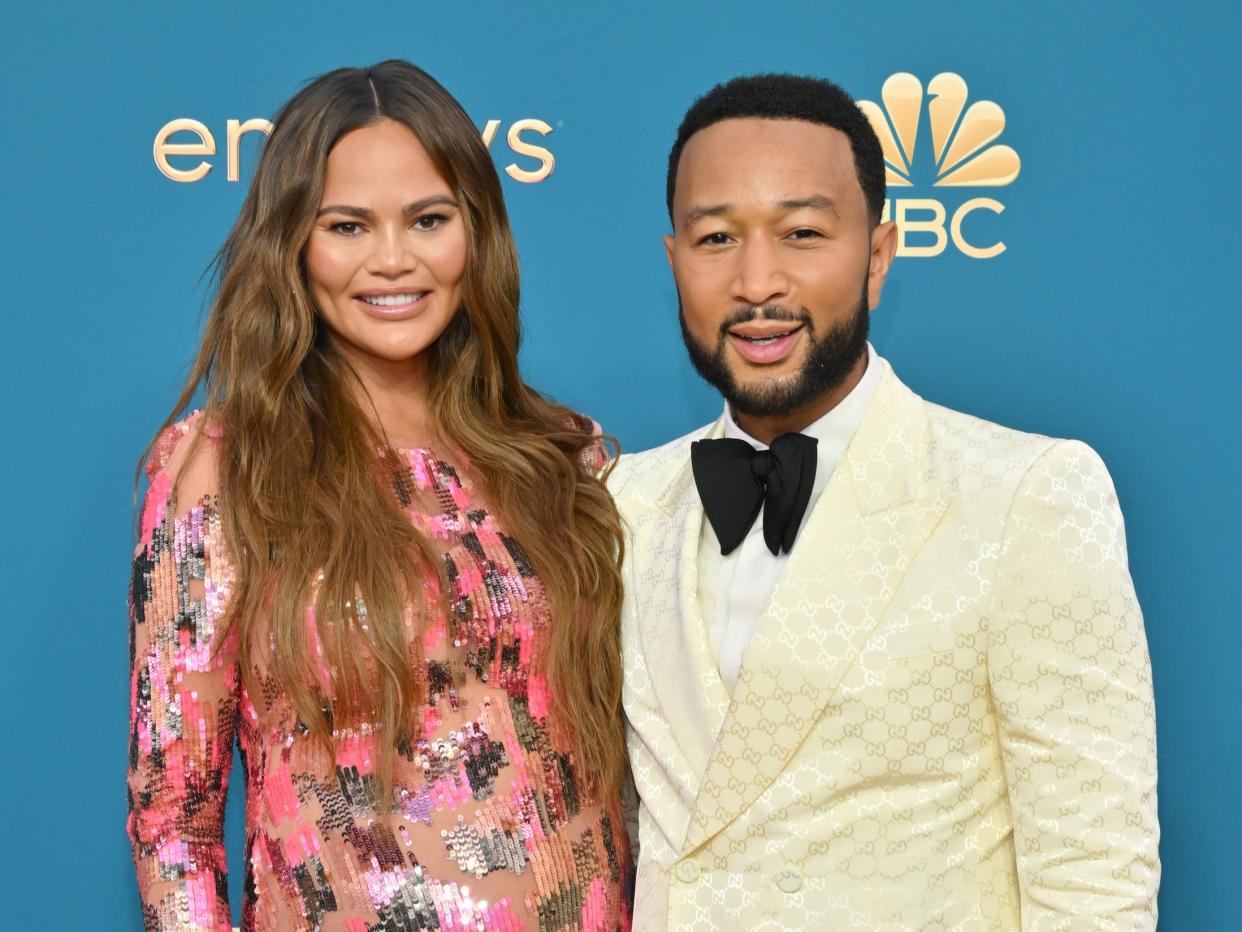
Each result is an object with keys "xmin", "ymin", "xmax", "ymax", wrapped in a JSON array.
[{"xmin": 717, "ymin": 304, "xmax": 811, "ymax": 340}]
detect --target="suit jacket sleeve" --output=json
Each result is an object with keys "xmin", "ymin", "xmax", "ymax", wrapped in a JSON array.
[{"xmin": 986, "ymin": 440, "xmax": 1160, "ymax": 930}]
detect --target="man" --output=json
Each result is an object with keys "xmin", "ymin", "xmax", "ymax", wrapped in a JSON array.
[{"xmin": 609, "ymin": 74, "xmax": 1159, "ymax": 930}]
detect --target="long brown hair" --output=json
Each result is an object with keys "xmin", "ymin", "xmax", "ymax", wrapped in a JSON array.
[{"xmin": 143, "ymin": 60, "xmax": 626, "ymax": 803}]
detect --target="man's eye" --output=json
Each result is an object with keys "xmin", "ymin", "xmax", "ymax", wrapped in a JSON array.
[
  {"xmin": 697, "ymin": 232, "xmax": 731, "ymax": 246},
  {"xmin": 789, "ymin": 228, "xmax": 821, "ymax": 240},
  {"xmin": 414, "ymin": 213, "xmax": 449, "ymax": 231}
]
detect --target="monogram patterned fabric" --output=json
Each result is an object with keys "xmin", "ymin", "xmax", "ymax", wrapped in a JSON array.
[
  {"xmin": 610, "ymin": 360, "xmax": 1159, "ymax": 931},
  {"xmin": 128, "ymin": 412, "xmax": 631, "ymax": 931}
]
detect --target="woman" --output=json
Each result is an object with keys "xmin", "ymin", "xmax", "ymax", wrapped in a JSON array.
[{"xmin": 127, "ymin": 60, "xmax": 631, "ymax": 931}]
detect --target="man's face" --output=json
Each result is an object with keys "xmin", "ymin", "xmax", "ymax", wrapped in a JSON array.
[{"xmin": 667, "ymin": 117, "xmax": 896, "ymax": 418}]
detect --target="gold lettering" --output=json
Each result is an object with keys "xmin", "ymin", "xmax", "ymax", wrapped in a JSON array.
[
  {"xmin": 480, "ymin": 119, "xmax": 502, "ymax": 149},
  {"xmin": 156, "ymin": 117, "xmax": 557, "ymax": 185},
  {"xmin": 226, "ymin": 118, "xmax": 273, "ymax": 182},
  {"xmin": 153, "ymin": 118, "xmax": 216, "ymax": 183},
  {"xmin": 895, "ymin": 198, "xmax": 947, "ymax": 257},
  {"xmin": 505, "ymin": 119, "xmax": 555, "ymax": 184},
  {"xmin": 951, "ymin": 197, "xmax": 1005, "ymax": 259}
]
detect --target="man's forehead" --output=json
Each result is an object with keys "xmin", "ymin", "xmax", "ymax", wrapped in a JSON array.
[{"xmin": 675, "ymin": 118, "xmax": 860, "ymax": 211}]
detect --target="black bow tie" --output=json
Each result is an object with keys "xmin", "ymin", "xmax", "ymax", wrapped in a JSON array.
[{"xmin": 691, "ymin": 433, "xmax": 818, "ymax": 556}]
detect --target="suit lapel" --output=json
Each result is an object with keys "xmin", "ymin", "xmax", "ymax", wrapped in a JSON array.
[
  {"xmin": 628, "ymin": 418, "xmax": 732, "ymax": 820},
  {"xmin": 682, "ymin": 365, "xmax": 948, "ymax": 853}
]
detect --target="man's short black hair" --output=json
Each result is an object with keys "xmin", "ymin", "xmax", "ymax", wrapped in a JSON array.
[{"xmin": 666, "ymin": 73, "xmax": 886, "ymax": 227}]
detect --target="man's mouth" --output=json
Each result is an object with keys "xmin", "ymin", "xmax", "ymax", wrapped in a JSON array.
[
  {"xmin": 726, "ymin": 323, "xmax": 806, "ymax": 364},
  {"xmin": 738, "ymin": 329, "xmax": 798, "ymax": 346},
  {"xmin": 727, "ymin": 321, "xmax": 805, "ymax": 343}
]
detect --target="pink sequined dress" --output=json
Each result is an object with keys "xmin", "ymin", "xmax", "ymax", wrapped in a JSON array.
[{"xmin": 127, "ymin": 412, "xmax": 632, "ymax": 931}]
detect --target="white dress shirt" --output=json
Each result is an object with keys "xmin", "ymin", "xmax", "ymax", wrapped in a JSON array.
[{"xmin": 697, "ymin": 343, "xmax": 882, "ymax": 692}]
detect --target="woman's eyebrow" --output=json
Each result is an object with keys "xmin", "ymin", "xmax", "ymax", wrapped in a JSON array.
[{"xmin": 316, "ymin": 196, "xmax": 459, "ymax": 220}]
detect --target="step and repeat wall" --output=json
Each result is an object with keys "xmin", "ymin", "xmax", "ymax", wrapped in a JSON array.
[{"xmin": 1, "ymin": 1, "xmax": 1237, "ymax": 928}]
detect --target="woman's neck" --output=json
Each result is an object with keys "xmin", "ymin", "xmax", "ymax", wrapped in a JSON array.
[{"xmin": 341, "ymin": 349, "xmax": 437, "ymax": 449}]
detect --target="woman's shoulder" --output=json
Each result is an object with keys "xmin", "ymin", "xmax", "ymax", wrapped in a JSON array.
[
  {"xmin": 147, "ymin": 408, "xmax": 224, "ymax": 471},
  {"xmin": 137, "ymin": 411, "xmax": 223, "ymax": 549},
  {"xmin": 142, "ymin": 409, "xmax": 225, "ymax": 507}
]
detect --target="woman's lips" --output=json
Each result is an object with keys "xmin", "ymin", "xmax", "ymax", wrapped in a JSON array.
[
  {"xmin": 727, "ymin": 325, "xmax": 805, "ymax": 365},
  {"xmin": 353, "ymin": 291, "xmax": 430, "ymax": 320}
]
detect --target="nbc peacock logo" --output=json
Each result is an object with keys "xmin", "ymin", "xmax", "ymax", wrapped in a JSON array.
[{"xmin": 858, "ymin": 72, "xmax": 1020, "ymax": 259}]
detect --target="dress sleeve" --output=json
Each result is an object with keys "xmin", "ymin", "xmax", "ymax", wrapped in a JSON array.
[
  {"xmin": 578, "ymin": 416, "xmax": 614, "ymax": 475},
  {"xmin": 986, "ymin": 440, "xmax": 1160, "ymax": 930},
  {"xmin": 127, "ymin": 419, "xmax": 239, "ymax": 932}
]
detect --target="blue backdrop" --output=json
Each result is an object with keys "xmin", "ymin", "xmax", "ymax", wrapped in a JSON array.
[{"xmin": 1, "ymin": 1, "xmax": 1237, "ymax": 928}]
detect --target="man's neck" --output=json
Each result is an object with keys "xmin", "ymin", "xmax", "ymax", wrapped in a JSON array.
[{"xmin": 734, "ymin": 352, "xmax": 868, "ymax": 445}]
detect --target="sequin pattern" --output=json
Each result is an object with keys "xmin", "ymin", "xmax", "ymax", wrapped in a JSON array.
[{"xmin": 127, "ymin": 412, "xmax": 631, "ymax": 931}]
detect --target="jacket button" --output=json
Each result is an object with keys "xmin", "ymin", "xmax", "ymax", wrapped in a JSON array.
[
  {"xmin": 776, "ymin": 868, "xmax": 803, "ymax": 893},
  {"xmin": 676, "ymin": 860, "xmax": 701, "ymax": 883}
]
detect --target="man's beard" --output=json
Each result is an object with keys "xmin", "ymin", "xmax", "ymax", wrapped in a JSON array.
[{"xmin": 679, "ymin": 280, "xmax": 870, "ymax": 419}]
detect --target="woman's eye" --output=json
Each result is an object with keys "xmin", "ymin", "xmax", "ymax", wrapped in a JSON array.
[
  {"xmin": 330, "ymin": 221, "xmax": 362, "ymax": 236},
  {"xmin": 414, "ymin": 213, "xmax": 449, "ymax": 231}
]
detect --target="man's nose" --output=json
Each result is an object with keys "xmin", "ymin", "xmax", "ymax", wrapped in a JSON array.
[{"xmin": 730, "ymin": 238, "xmax": 790, "ymax": 307}]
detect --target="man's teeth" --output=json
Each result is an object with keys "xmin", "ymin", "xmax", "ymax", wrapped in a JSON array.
[
  {"xmin": 744, "ymin": 330, "xmax": 792, "ymax": 345},
  {"xmin": 361, "ymin": 293, "xmax": 423, "ymax": 306}
]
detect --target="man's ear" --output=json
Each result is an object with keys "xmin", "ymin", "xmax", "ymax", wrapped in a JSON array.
[
  {"xmin": 664, "ymin": 232, "xmax": 675, "ymax": 267},
  {"xmin": 867, "ymin": 221, "xmax": 898, "ymax": 310}
]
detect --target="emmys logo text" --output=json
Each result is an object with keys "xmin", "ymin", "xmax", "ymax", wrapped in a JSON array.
[
  {"xmin": 859, "ymin": 73, "xmax": 1021, "ymax": 258},
  {"xmin": 153, "ymin": 118, "xmax": 556, "ymax": 185}
]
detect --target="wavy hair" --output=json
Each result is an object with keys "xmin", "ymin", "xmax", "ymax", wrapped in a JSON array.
[{"xmin": 142, "ymin": 60, "xmax": 625, "ymax": 804}]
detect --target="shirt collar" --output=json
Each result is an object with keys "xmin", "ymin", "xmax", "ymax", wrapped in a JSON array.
[{"xmin": 721, "ymin": 342, "xmax": 881, "ymax": 500}]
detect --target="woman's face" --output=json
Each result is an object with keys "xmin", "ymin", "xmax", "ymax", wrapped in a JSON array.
[{"xmin": 305, "ymin": 119, "xmax": 468, "ymax": 376}]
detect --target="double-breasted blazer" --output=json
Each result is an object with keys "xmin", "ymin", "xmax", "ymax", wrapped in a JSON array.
[{"xmin": 609, "ymin": 360, "xmax": 1159, "ymax": 930}]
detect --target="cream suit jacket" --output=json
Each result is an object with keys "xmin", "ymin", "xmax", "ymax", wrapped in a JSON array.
[{"xmin": 609, "ymin": 361, "xmax": 1159, "ymax": 931}]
